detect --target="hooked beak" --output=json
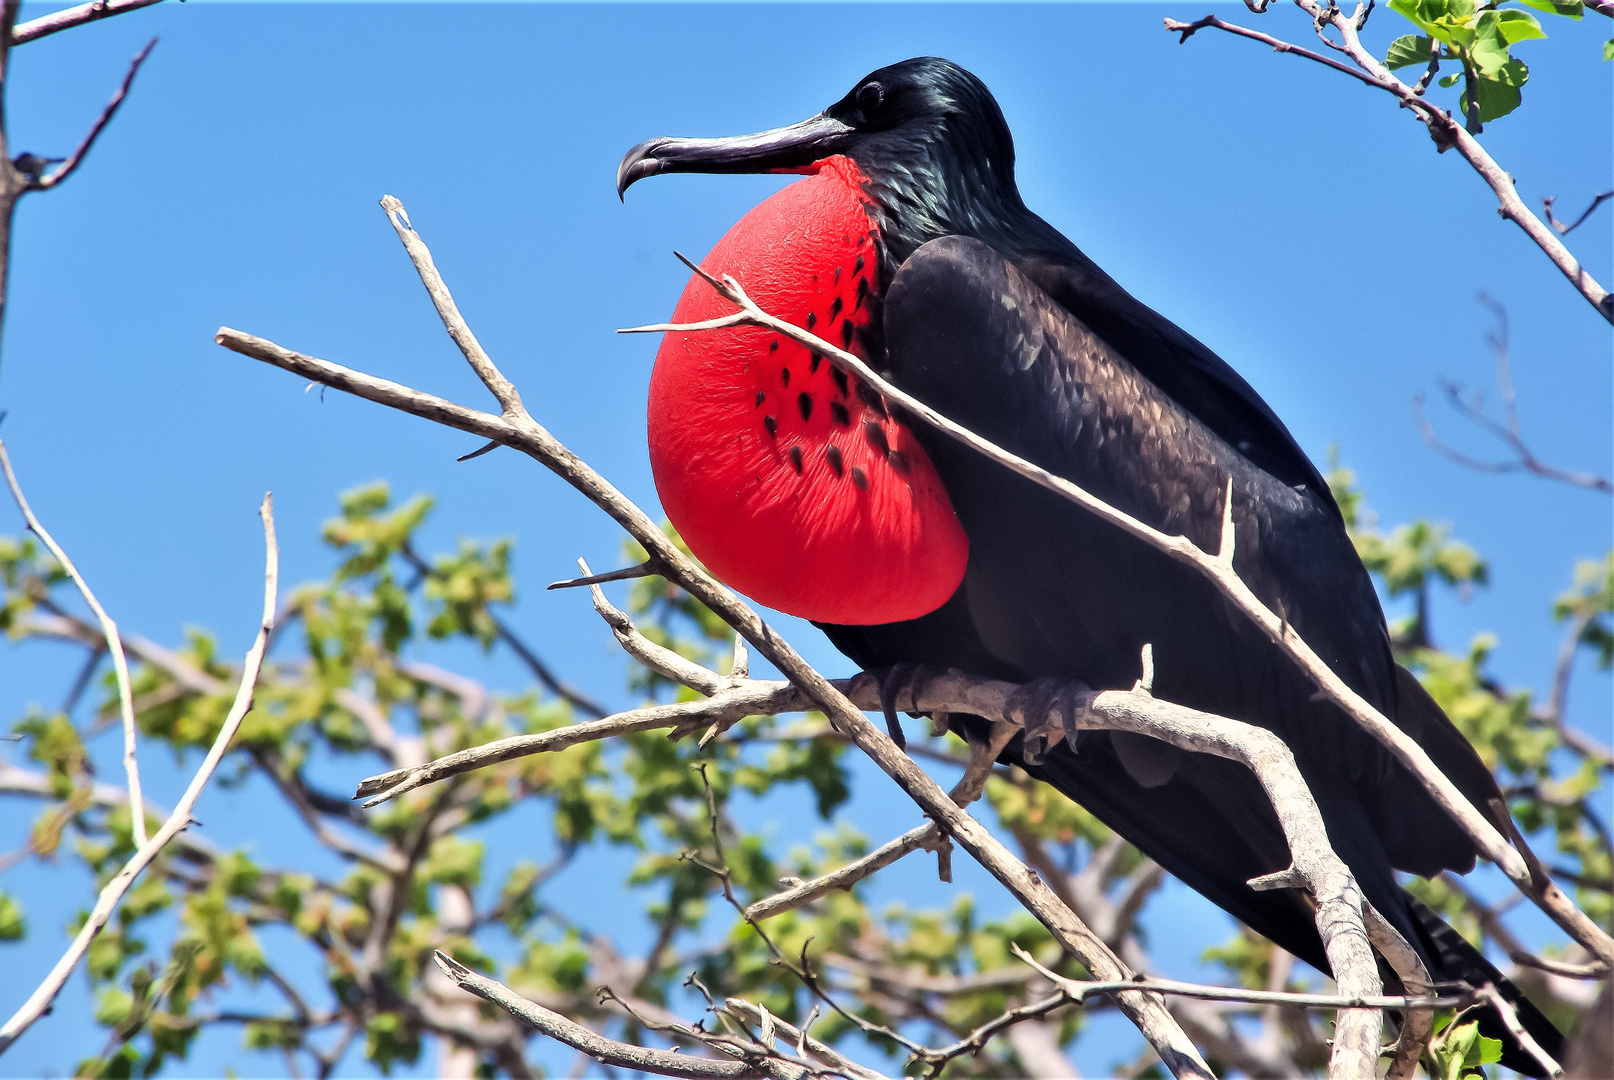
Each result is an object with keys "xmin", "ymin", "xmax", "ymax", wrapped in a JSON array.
[{"xmin": 616, "ymin": 113, "xmax": 854, "ymax": 200}]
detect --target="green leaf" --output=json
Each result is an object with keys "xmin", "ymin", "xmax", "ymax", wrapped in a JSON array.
[
  {"xmin": 1512, "ymin": 0, "xmax": 1581, "ymax": 18},
  {"xmin": 421, "ymin": 836, "xmax": 485, "ymax": 889},
  {"xmin": 0, "ymin": 891, "xmax": 23, "ymax": 940},
  {"xmin": 1387, "ymin": 33, "xmax": 1438, "ymax": 67},
  {"xmin": 1470, "ymin": 12, "xmax": 1514, "ymax": 77},
  {"xmin": 1495, "ymin": 8, "xmax": 1547, "ymax": 40},
  {"xmin": 1604, "ymin": 38, "xmax": 1613, "ymax": 60},
  {"xmin": 1440, "ymin": 72, "xmax": 1464, "ymax": 86},
  {"xmin": 1461, "ymin": 61, "xmax": 1527, "ymax": 120}
]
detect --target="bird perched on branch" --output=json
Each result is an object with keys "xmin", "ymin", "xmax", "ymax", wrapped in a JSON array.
[{"xmin": 618, "ymin": 57, "xmax": 1564, "ymax": 1072}]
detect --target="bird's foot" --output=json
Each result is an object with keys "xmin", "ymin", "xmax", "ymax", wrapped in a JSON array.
[
  {"xmin": 1004, "ymin": 677, "xmax": 1090, "ymax": 766},
  {"xmin": 949, "ymin": 719, "xmax": 1019, "ymax": 807},
  {"xmin": 858, "ymin": 662, "xmax": 953, "ymax": 750}
]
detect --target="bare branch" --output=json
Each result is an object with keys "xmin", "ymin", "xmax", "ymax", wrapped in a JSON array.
[
  {"xmin": 433, "ymin": 953, "xmax": 782, "ymax": 1079},
  {"xmin": 0, "ymin": 493, "xmax": 278, "ymax": 1055},
  {"xmin": 745, "ymin": 824, "xmax": 938, "ymax": 922},
  {"xmin": 547, "ymin": 560, "xmax": 663, "ymax": 591},
  {"xmin": 1543, "ymin": 191, "xmax": 1613, "ymax": 236},
  {"xmin": 1364, "ymin": 904, "xmax": 1435, "ymax": 1080},
  {"xmin": 380, "ymin": 196, "xmax": 524, "ymax": 416},
  {"xmin": 12, "ymin": 0, "xmax": 164, "ymax": 45},
  {"xmin": 721, "ymin": 1000, "xmax": 887, "ymax": 1080},
  {"xmin": 1163, "ymin": 13, "xmax": 1380, "ymax": 87},
  {"xmin": 1476, "ymin": 983, "xmax": 1565, "ymax": 1079},
  {"xmin": 1012, "ymin": 944, "xmax": 1464, "ymax": 1010},
  {"xmin": 0, "ymin": 440, "xmax": 147, "ymax": 845},
  {"xmin": 353, "ymin": 686, "xmax": 796, "ymax": 807},
  {"xmin": 1413, "ymin": 297, "xmax": 1612, "ymax": 495},
  {"xmin": 32, "ymin": 38, "xmax": 157, "ymax": 191},
  {"xmin": 577, "ymin": 556, "xmax": 728, "ymax": 697}
]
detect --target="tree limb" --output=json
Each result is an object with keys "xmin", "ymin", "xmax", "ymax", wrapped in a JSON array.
[
  {"xmin": 0, "ymin": 493, "xmax": 278, "ymax": 1056},
  {"xmin": 0, "ymin": 440, "xmax": 148, "ymax": 844},
  {"xmin": 12, "ymin": 0, "xmax": 165, "ymax": 45},
  {"xmin": 433, "ymin": 953, "xmax": 786, "ymax": 1080}
]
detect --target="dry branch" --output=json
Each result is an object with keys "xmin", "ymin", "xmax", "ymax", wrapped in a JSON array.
[
  {"xmin": 30, "ymin": 37, "xmax": 156, "ymax": 191},
  {"xmin": 12, "ymin": 0, "xmax": 164, "ymax": 44},
  {"xmin": 0, "ymin": 493, "xmax": 278, "ymax": 1056},
  {"xmin": 433, "ymin": 953, "xmax": 790, "ymax": 1079},
  {"xmin": 745, "ymin": 823, "xmax": 939, "ymax": 922},
  {"xmin": 0, "ymin": 440, "xmax": 148, "ymax": 845}
]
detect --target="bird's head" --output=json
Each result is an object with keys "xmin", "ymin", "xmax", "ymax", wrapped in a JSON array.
[{"xmin": 618, "ymin": 58, "xmax": 1028, "ymax": 262}]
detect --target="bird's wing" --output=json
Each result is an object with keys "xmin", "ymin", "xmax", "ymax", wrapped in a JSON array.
[
  {"xmin": 1013, "ymin": 246, "xmax": 1338, "ymax": 514},
  {"xmin": 876, "ymin": 235, "xmax": 1486, "ymax": 885}
]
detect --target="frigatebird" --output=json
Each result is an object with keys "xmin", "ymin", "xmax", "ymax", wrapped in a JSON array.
[{"xmin": 618, "ymin": 58, "xmax": 1565, "ymax": 1072}]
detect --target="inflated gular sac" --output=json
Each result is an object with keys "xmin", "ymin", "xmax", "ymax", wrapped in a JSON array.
[{"xmin": 646, "ymin": 156, "xmax": 968, "ymax": 625}]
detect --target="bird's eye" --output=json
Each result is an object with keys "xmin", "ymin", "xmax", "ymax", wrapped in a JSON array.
[{"xmin": 856, "ymin": 82, "xmax": 884, "ymax": 117}]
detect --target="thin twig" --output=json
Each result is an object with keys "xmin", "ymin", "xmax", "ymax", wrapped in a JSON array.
[
  {"xmin": 1543, "ymin": 191, "xmax": 1613, "ymax": 237},
  {"xmin": 1010, "ymin": 943, "xmax": 1467, "ymax": 1010},
  {"xmin": 745, "ymin": 824, "xmax": 938, "ymax": 922},
  {"xmin": 32, "ymin": 38, "xmax": 157, "ymax": 191},
  {"xmin": 1413, "ymin": 296, "xmax": 1612, "ymax": 495},
  {"xmin": 433, "ymin": 953, "xmax": 779, "ymax": 1079},
  {"xmin": 380, "ymin": 195, "xmax": 524, "ymax": 416},
  {"xmin": 0, "ymin": 440, "xmax": 147, "ymax": 846},
  {"xmin": 1364, "ymin": 904, "xmax": 1436, "ymax": 1080},
  {"xmin": 1475, "ymin": 983, "xmax": 1564, "ymax": 1079},
  {"xmin": 0, "ymin": 493, "xmax": 277, "ymax": 1055}
]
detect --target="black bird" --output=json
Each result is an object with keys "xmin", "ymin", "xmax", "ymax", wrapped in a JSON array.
[{"xmin": 619, "ymin": 57, "xmax": 1565, "ymax": 1072}]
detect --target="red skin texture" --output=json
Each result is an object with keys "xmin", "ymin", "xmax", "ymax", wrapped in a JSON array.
[{"xmin": 647, "ymin": 157, "xmax": 968, "ymax": 625}]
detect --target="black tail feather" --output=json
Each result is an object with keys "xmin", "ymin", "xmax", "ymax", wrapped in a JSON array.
[{"xmin": 1403, "ymin": 896, "xmax": 1566, "ymax": 1078}]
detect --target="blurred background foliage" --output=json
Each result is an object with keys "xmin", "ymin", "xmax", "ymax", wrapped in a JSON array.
[{"xmin": 0, "ymin": 467, "xmax": 1606, "ymax": 1077}]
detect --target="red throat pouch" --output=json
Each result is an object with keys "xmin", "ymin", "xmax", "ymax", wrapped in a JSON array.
[{"xmin": 646, "ymin": 156, "xmax": 968, "ymax": 626}]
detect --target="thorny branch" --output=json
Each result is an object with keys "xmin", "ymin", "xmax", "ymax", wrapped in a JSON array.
[
  {"xmin": 0, "ymin": 493, "xmax": 278, "ymax": 1055},
  {"xmin": 1163, "ymin": 1, "xmax": 1613, "ymax": 323}
]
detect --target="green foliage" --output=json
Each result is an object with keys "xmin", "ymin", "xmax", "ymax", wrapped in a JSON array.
[
  {"xmin": 1555, "ymin": 552, "xmax": 1614, "ymax": 668},
  {"xmin": 0, "ymin": 889, "xmax": 24, "ymax": 940},
  {"xmin": 1384, "ymin": 0, "xmax": 1581, "ymax": 125},
  {"xmin": 3, "ymin": 468, "xmax": 1604, "ymax": 1077},
  {"xmin": 365, "ymin": 1012, "xmax": 421, "ymax": 1075},
  {"xmin": 1425, "ymin": 1011, "xmax": 1504, "ymax": 1079}
]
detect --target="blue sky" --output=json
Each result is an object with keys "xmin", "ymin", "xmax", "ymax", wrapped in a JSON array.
[{"xmin": 0, "ymin": 2, "xmax": 1608, "ymax": 1076}]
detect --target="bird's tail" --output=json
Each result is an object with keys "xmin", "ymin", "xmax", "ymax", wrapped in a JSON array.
[{"xmin": 1401, "ymin": 893, "xmax": 1566, "ymax": 1078}]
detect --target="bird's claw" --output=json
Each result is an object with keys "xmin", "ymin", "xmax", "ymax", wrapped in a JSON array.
[
  {"xmin": 1004, "ymin": 677, "xmax": 1088, "ymax": 766},
  {"xmin": 864, "ymin": 662, "xmax": 951, "ymax": 750}
]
